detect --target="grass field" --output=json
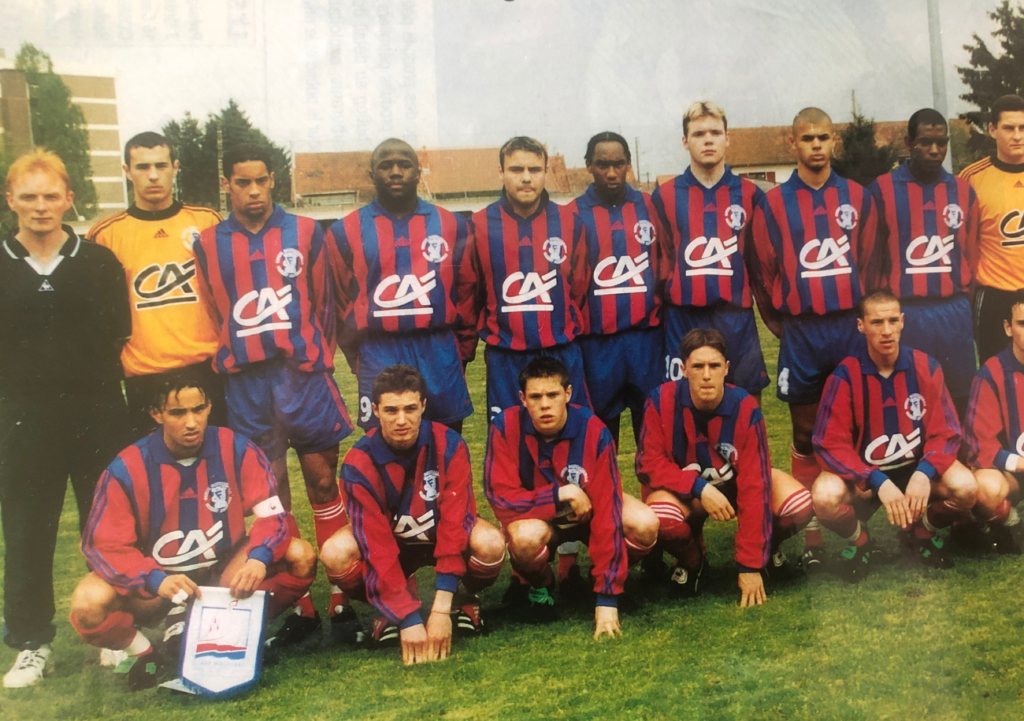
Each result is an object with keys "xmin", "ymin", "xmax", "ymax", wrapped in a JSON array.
[{"xmin": 2, "ymin": 322, "xmax": 1024, "ymax": 721}]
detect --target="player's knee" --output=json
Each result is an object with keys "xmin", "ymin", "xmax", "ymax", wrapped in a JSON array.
[
  {"xmin": 506, "ymin": 520, "xmax": 550, "ymax": 559},
  {"xmin": 319, "ymin": 527, "xmax": 361, "ymax": 574},
  {"xmin": 943, "ymin": 464, "xmax": 978, "ymax": 508},
  {"xmin": 285, "ymin": 537, "xmax": 317, "ymax": 579},
  {"xmin": 470, "ymin": 522, "xmax": 506, "ymax": 565},
  {"xmin": 70, "ymin": 575, "xmax": 118, "ymax": 629},
  {"xmin": 625, "ymin": 503, "xmax": 659, "ymax": 548},
  {"xmin": 974, "ymin": 469, "xmax": 1009, "ymax": 509},
  {"xmin": 811, "ymin": 473, "xmax": 846, "ymax": 517}
]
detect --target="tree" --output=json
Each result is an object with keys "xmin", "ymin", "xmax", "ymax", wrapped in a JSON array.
[
  {"xmin": 957, "ymin": 0, "xmax": 1024, "ymax": 158},
  {"xmin": 163, "ymin": 112, "xmax": 212, "ymax": 207},
  {"xmin": 15, "ymin": 43, "xmax": 98, "ymax": 219},
  {"xmin": 832, "ymin": 112, "xmax": 902, "ymax": 187}
]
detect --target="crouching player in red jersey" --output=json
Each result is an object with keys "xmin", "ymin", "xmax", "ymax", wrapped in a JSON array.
[
  {"xmin": 812, "ymin": 290, "xmax": 976, "ymax": 581},
  {"xmin": 319, "ymin": 366, "xmax": 505, "ymax": 663},
  {"xmin": 636, "ymin": 329, "xmax": 813, "ymax": 605},
  {"xmin": 485, "ymin": 357, "xmax": 659, "ymax": 639},
  {"xmin": 68, "ymin": 375, "xmax": 317, "ymax": 690},
  {"xmin": 962, "ymin": 290, "xmax": 1024, "ymax": 554}
]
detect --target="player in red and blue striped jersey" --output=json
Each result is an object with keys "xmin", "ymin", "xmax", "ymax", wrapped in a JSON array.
[
  {"xmin": 963, "ymin": 289, "xmax": 1024, "ymax": 553},
  {"xmin": 867, "ymin": 109, "xmax": 981, "ymax": 416},
  {"xmin": 652, "ymin": 101, "xmax": 770, "ymax": 399},
  {"xmin": 751, "ymin": 107, "xmax": 879, "ymax": 569},
  {"xmin": 320, "ymin": 366, "xmax": 505, "ymax": 663},
  {"xmin": 193, "ymin": 145, "xmax": 354, "ymax": 622},
  {"xmin": 636, "ymin": 329, "xmax": 812, "ymax": 605},
  {"xmin": 464, "ymin": 137, "xmax": 592, "ymax": 421},
  {"xmin": 484, "ymin": 357, "xmax": 658, "ymax": 640},
  {"xmin": 326, "ymin": 139, "xmax": 476, "ymax": 433},
  {"xmin": 69, "ymin": 376, "xmax": 318, "ymax": 689},
  {"xmin": 811, "ymin": 290, "xmax": 977, "ymax": 581},
  {"xmin": 571, "ymin": 131, "xmax": 666, "ymax": 447}
]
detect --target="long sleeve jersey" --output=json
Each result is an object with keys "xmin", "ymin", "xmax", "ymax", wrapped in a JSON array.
[
  {"xmin": 325, "ymin": 198, "xmax": 478, "ymax": 363},
  {"xmin": 752, "ymin": 171, "xmax": 877, "ymax": 316},
  {"xmin": 959, "ymin": 155, "xmax": 1024, "ymax": 291},
  {"xmin": 82, "ymin": 427, "xmax": 289, "ymax": 597},
  {"xmin": 484, "ymin": 404, "xmax": 627, "ymax": 602},
  {"xmin": 965, "ymin": 347, "xmax": 1024, "ymax": 471},
  {"xmin": 193, "ymin": 204, "xmax": 335, "ymax": 373},
  {"xmin": 635, "ymin": 380, "xmax": 772, "ymax": 572},
  {"xmin": 466, "ymin": 191, "xmax": 590, "ymax": 350},
  {"xmin": 867, "ymin": 163, "xmax": 979, "ymax": 298},
  {"xmin": 813, "ymin": 346, "xmax": 961, "ymax": 492},
  {"xmin": 569, "ymin": 184, "xmax": 664, "ymax": 334},
  {"xmin": 651, "ymin": 167, "xmax": 766, "ymax": 310},
  {"xmin": 341, "ymin": 421, "xmax": 477, "ymax": 626}
]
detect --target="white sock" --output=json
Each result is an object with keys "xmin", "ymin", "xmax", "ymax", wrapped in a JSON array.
[
  {"xmin": 1007, "ymin": 506, "xmax": 1021, "ymax": 527},
  {"xmin": 125, "ymin": 631, "xmax": 152, "ymax": 657}
]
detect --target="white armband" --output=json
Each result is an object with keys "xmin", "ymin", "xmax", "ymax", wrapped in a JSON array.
[
  {"xmin": 1006, "ymin": 455, "xmax": 1021, "ymax": 473},
  {"xmin": 253, "ymin": 496, "xmax": 285, "ymax": 517}
]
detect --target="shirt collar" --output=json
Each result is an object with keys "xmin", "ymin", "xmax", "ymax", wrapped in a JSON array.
[
  {"xmin": 892, "ymin": 161, "xmax": 952, "ymax": 186},
  {"xmin": 127, "ymin": 201, "xmax": 184, "ymax": 221},
  {"xmin": 856, "ymin": 342, "xmax": 913, "ymax": 376},
  {"xmin": 146, "ymin": 427, "xmax": 219, "ymax": 465},
  {"xmin": 3, "ymin": 225, "xmax": 82, "ymax": 261},
  {"xmin": 786, "ymin": 169, "xmax": 840, "ymax": 192},
  {"xmin": 499, "ymin": 188, "xmax": 551, "ymax": 221},
  {"xmin": 226, "ymin": 203, "xmax": 286, "ymax": 235},
  {"xmin": 677, "ymin": 379, "xmax": 741, "ymax": 417},
  {"xmin": 367, "ymin": 197, "xmax": 432, "ymax": 219},
  {"xmin": 365, "ymin": 420, "xmax": 432, "ymax": 465},
  {"xmin": 577, "ymin": 183, "xmax": 640, "ymax": 209},
  {"xmin": 679, "ymin": 165, "xmax": 736, "ymax": 191},
  {"xmin": 524, "ymin": 404, "xmax": 585, "ymax": 441}
]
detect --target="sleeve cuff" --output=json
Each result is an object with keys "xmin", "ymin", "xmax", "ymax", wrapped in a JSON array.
[
  {"xmin": 915, "ymin": 460, "xmax": 938, "ymax": 482},
  {"xmin": 738, "ymin": 565, "xmax": 762, "ymax": 574},
  {"xmin": 595, "ymin": 593, "xmax": 618, "ymax": 608},
  {"xmin": 435, "ymin": 573, "xmax": 459, "ymax": 594},
  {"xmin": 867, "ymin": 469, "xmax": 890, "ymax": 493},
  {"xmin": 690, "ymin": 477, "xmax": 709, "ymax": 499},
  {"xmin": 247, "ymin": 546, "xmax": 274, "ymax": 567},
  {"xmin": 998, "ymin": 451, "xmax": 1019, "ymax": 473},
  {"xmin": 145, "ymin": 569, "xmax": 168, "ymax": 596},
  {"xmin": 400, "ymin": 610, "xmax": 424, "ymax": 630}
]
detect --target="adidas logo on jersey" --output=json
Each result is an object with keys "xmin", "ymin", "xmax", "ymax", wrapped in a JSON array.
[
  {"xmin": 922, "ymin": 201, "xmax": 936, "ymax": 210},
  {"xmin": 250, "ymin": 249, "xmax": 265, "ymax": 261},
  {"xmin": 38, "ymin": 279, "xmax": 54, "ymax": 292},
  {"xmin": 610, "ymin": 221, "xmax": 625, "ymax": 231},
  {"xmin": 1016, "ymin": 181, "xmax": 1024, "ymax": 188},
  {"xmin": 396, "ymin": 236, "xmax": 410, "ymax": 247},
  {"xmin": 154, "ymin": 228, "xmax": 169, "ymax": 239},
  {"xmin": 180, "ymin": 487, "xmax": 197, "ymax": 500},
  {"xmin": 704, "ymin": 203, "xmax": 716, "ymax": 213},
  {"xmin": 519, "ymin": 237, "xmax": 532, "ymax": 246},
  {"xmin": 813, "ymin": 206, "xmax": 828, "ymax": 215}
]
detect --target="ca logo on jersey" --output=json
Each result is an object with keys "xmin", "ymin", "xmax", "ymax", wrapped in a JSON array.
[
  {"xmin": 904, "ymin": 393, "xmax": 927, "ymax": 421},
  {"xmin": 133, "ymin": 260, "xmax": 198, "ymax": 310},
  {"xmin": 684, "ymin": 236, "xmax": 738, "ymax": 276},
  {"xmin": 799, "ymin": 236, "xmax": 852, "ymax": 278},
  {"xmin": 562, "ymin": 464, "xmax": 588, "ymax": 487},
  {"xmin": 204, "ymin": 482, "xmax": 231, "ymax": 514},
  {"xmin": 373, "ymin": 271, "xmax": 436, "ymax": 317},
  {"xmin": 542, "ymin": 237, "xmax": 568, "ymax": 265},
  {"xmin": 943, "ymin": 204, "xmax": 964, "ymax": 230},
  {"xmin": 394, "ymin": 510, "xmax": 435, "ymax": 543},
  {"xmin": 276, "ymin": 248, "xmax": 304, "ymax": 278},
  {"xmin": 835, "ymin": 204, "xmax": 859, "ymax": 230},
  {"xmin": 724, "ymin": 205, "xmax": 747, "ymax": 231},
  {"xmin": 421, "ymin": 235, "xmax": 450, "ymax": 263},
  {"xmin": 502, "ymin": 270, "xmax": 557, "ymax": 313},
  {"xmin": 905, "ymin": 235, "xmax": 954, "ymax": 274},
  {"xmin": 864, "ymin": 428, "xmax": 921, "ymax": 469},
  {"xmin": 683, "ymin": 460, "xmax": 735, "ymax": 485},
  {"xmin": 634, "ymin": 220, "xmax": 656, "ymax": 246},
  {"xmin": 233, "ymin": 286, "xmax": 292, "ymax": 337},
  {"xmin": 153, "ymin": 522, "xmax": 224, "ymax": 572},
  {"xmin": 593, "ymin": 253, "xmax": 649, "ymax": 295},
  {"xmin": 420, "ymin": 470, "xmax": 439, "ymax": 501},
  {"xmin": 999, "ymin": 209, "xmax": 1024, "ymax": 247}
]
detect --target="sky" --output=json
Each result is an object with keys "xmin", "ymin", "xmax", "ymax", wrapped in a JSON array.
[{"xmin": 0, "ymin": 0, "xmax": 1007, "ymax": 178}]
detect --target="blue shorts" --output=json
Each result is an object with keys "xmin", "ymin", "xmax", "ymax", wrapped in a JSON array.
[
  {"xmin": 777, "ymin": 310, "xmax": 861, "ymax": 405},
  {"xmin": 579, "ymin": 327, "xmax": 664, "ymax": 421},
  {"xmin": 900, "ymin": 295, "xmax": 976, "ymax": 404},
  {"xmin": 484, "ymin": 343, "xmax": 591, "ymax": 422},
  {"xmin": 663, "ymin": 303, "xmax": 769, "ymax": 394},
  {"xmin": 356, "ymin": 330, "xmax": 473, "ymax": 430},
  {"xmin": 226, "ymin": 360, "xmax": 354, "ymax": 460}
]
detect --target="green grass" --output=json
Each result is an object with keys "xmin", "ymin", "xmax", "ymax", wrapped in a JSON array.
[{"xmin": 3, "ymin": 321, "xmax": 1024, "ymax": 720}]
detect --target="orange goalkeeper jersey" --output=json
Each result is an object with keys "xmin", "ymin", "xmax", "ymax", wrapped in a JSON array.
[
  {"xmin": 88, "ymin": 202, "xmax": 223, "ymax": 376},
  {"xmin": 959, "ymin": 156, "xmax": 1024, "ymax": 290}
]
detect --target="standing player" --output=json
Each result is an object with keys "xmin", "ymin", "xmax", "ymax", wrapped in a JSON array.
[
  {"xmin": 1, "ymin": 151, "xmax": 130, "ymax": 688},
  {"xmin": 88, "ymin": 132, "xmax": 226, "ymax": 439},
  {"xmin": 963, "ymin": 290, "xmax": 1024, "ymax": 553},
  {"xmin": 320, "ymin": 366, "xmax": 505, "ymax": 663},
  {"xmin": 751, "ymin": 107, "xmax": 878, "ymax": 571},
  {"xmin": 193, "ymin": 144, "xmax": 354, "ymax": 633},
  {"xmin": 326, "ymin": 138, "xmax": 474, "ymax": 434},
  {"xmin": 69, "ymin": 376, "xmax": 317, "ymax": 690},
  {"xmin": 960, "ymin": 94, "xmax": 1024, "ymax": 363},
  {"xmin": 636, "ymin": 329, "xmax": 813, "ymax": 604},
  {"xmin": 465, "ymin": 136, "xmax": 591, "ymax": 421},
  {"xmin": 812, "ymin": 290, "xmax": 976, "ymax": 580},
  {"xmin": 652, "ymin": 101, "xmax": 770, "ymax": 400},
  {"xmin": 484, "ymin": 357, "xmax": 659, "ymax": 640},
  {"xmin": 867, "ymin": 110, "xmax": 979, "ymax": 417}
]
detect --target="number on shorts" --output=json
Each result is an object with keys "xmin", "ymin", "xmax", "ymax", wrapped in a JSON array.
[
  {"xmin": 359, "ymin": 396, "xmax": 372, "ymax": 423},
  {"xmin": 665, "ymin": 354, "xmax": 684, "ymax": 382},
  {"xmin": 778, "ymin": 367, "xmax": 790, "ymax": 396}
]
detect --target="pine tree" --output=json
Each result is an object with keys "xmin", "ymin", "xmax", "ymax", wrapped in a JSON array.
[{"xmin": 832, "ymin": 112, "xmax": 902, "ymax": 187}]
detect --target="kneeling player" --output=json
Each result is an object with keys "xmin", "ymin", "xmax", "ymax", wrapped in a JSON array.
[
  {"xmin": 963, "ymin": 289, "xmax": 1024, "ymax": 553},
  {"xmin": 320, "ymin": 366, "xmax": 505, "ymax": 664},
  {"xmin": 812, "ymin": 289, "xmax": 976, "ymax": 580},
  {"xmin": 485, "ymin": 357, "xmax": 659, "ymax": 640},
  {"xmin": 636, "ymin": 329, "xmax": 813, "ymax": 606},
  {"xmin": 69, "ymin": 376, "xmax": 317, "ymax": 690}
]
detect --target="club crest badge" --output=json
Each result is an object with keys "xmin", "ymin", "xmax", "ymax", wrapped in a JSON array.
[
  {"xmin": 633, "ymin": 220, "xmax": 656, "ymax": 246},
  {"xmin": 724, "ymin": 205, "xmax": 747, "ymax": 231},
  {"xmin": 905, "ymin": 393, "xmax": 927, "ymax": 421},
  {"xmin": 420, "ymin": 470, "xmax": 440, "ymax": 502},
  {"xmin": 835, "ymin": 204, "xmax": 859, "ymax": 231},
  {"xmin": 421, "ymin": 235, "xmax": 450, "ymax": 263},
  {"xmin": 542, "ymin": 237, "xmax": 568, "ymax": 265},
  {"xmin": 275, "ymin": 248, "xmax": 304, "ymax": 278},
  {"xmin": 562, "ymin": 464, "xmax": 588, "ymax": 488},
  {"xmin": 943, "ymin": 204, "xmax": 964, "ymax": 230},
  {"xmin": 205, "ymin": 482, "xmax": 231, "ymax": 514}
]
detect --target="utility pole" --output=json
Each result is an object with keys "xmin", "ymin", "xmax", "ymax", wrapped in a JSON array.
[
  {"xmin": 217, "ymin": 123, "xmax": 227, "ymax": 216},
  {"xmin": 927, "ymin": 0, "xmax": 954, "ymax": 172},
  {"xmin": 634, "ymin": 137, "xmax": 641, "ymax": 186}
]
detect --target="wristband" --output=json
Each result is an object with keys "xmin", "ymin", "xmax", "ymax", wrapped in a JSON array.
[{"xmin": 171, "ymin": 589, "xmax": 189, "ymax": 606}]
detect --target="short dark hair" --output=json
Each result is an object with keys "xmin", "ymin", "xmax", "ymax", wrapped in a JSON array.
[
  {"xmin": 679, "ymin": 328, "xmax": 728, "ymax": 364},
  {"xmin": 223, "ymin": 143, "xmax": 272, "ymax": 179},
  {"xmin": 1003, "ymin": 288, "xmax": 1024, "ymax": 325},
  {"xmin": 857, "ymin": 288, "xmax": 901, "ymax": 318},
  {"xmin": 149, "ymin": 372, "xmax": 209, "ymax": 412},
  {"xmin": 124, "ymin": 131, "xmax": 177, "ymax": 166},
  {"xmin": 584, "ymin": 132, "xmax": 631, "ymax": 165},
  {"xmin": 371, "ymin": 364, "xmax": 427, "ymax": 405},
  {"xmin": 369, "ymin": 138, "xmax": 418, "ymax": 170},
  {"xmin": 499, "ymin": 136, "xmax": 547, "ymax": 169},
  {"xmin": 907, "ymin": 108, "xmax": 947, "ymax": 141},
  {"xmin": 518, "ymin": 356, "xmax": 570, "ymax": 392},
  {"xmin": 991, "ymin": 95, "xmax": 1024, "ymax": 127}
]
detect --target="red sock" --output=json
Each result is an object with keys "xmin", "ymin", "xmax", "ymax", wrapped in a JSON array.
[
  {"xmin": 311, "ymin": 496, "xmax": 348, "ymax": 551},
  {"xmin": 649, "ymin": 502, "xmax": 702, "ymax": 569},
  {"xmin": 773, "ymin": 488, "xmax": 814, "ymax": 544},
  {"xmin": 790, "ymin": 447, "xmax": 820, "ymax": 489},
  {"xmin": 464, "ymin": 554, "xmax": 504, "ymax": 593},
  {"xmin": 816, "ymin": 502, "xmax": 859, "ymax": 539},
  {"xmin": 913, "ymin": 521, "xmax": 933, "ymax": 540},
  {"xmin": 328, "ymin": 562, "xmax": 366, "ymax": 604},
  {"xmin": 556, "ymin": 552, "xmax": 578, "ymax": 582},
  {"xmin": 979, "ymin": 499, "xmax": 1011, "ymax": 526},
  {"xmin": 509, "ymin": 544, "xmax": 554, "ymax": 588},
  {"xmin": 926, "ymin": 499, "xmax": 971, "ymax": 530},
  {"xmin": 259, "ymin": 573, "xmax": 315, "ymax": 620},
  {"xmin": 70, "ymin": 610, "xmax": 137, "ymax": 649}
]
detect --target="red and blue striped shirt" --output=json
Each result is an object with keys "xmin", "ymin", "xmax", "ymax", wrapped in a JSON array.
[{"xmin": 965, "ymin": 347, "xmax": 1024, "ymax": 471}]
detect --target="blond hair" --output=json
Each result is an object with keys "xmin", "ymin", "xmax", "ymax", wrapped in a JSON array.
[
  {"xmin": 6, "ymin": 149, "xmax": 71, "ymax": 192},
  {"xmin": 683, "ymin": 101, "xmax": 728, "ymax": 137}
]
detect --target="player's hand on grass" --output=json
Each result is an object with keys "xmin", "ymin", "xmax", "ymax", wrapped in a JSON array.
[
  {"xmin": 157, "ymin": 574, "xmax": 202, "ymax": 604},
  {"xmin": 400, "ymin": 623, "xmax": 429, "ymax": 665},
  {"xmin": 229, "ymin": 559, "xmax": 267, "ymax": 599},
  {"xmin": 738, "ymin": 572, "xmax": 766, "ymax": 608},
  {"xmin": 700, "ymin": 484, "xmax": 736, "ymax": 521},
  {"xmin": 426, "ymin": 611, "xmax": 452, "ymax": 661},
  {"xmin": 904, "ymin": 472, "xmax": 931, "ymax": 522},
  {"xmin": 877, "ymin": 479, "xmax": 911, "ymax": 529},
  {"xmin": 593, "ymin": 605, "xmax": 621, "ymax": 640},
  {"xmin": 560, "ymin": 484, "xmax": 594, "ymax": 523}
]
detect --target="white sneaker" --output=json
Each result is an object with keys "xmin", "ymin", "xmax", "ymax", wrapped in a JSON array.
[
  {"xmin": 99, "ymin": 648, "xmax": 129, "ymax": 668},
  {"xmin": 3, "ymin": 645, "xmax": 52, "ymax": 688}
]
